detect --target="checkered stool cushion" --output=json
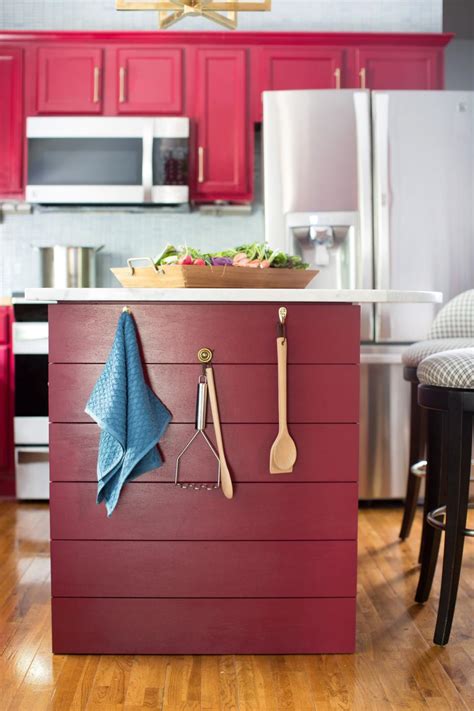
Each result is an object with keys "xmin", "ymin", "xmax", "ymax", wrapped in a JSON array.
[
  {"xmin": 417, "ymin": 348, "xmax": 474, "ymax": 389},
  {"xmin": 428, "ymin": 289, "xmax": 474, "ymax": 339},
  {"xmin": 402, "ymin": 338, "xmax": 474, "ymax": 368}
]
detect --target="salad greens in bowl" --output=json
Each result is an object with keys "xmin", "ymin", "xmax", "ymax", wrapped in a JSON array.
[{"xmin": 155, "ymin": 243, "xmax": 309, "ymax": 270}]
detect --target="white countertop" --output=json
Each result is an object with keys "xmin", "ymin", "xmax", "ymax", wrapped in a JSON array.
[{"xmin": 25, "ymin": 288, "xmax": 443, "ymax": 303}]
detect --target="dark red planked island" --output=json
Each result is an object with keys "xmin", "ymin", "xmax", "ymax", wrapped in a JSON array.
[{"xmin": 26, "ymin": 287, "xmax": 441, "ymax": 655}]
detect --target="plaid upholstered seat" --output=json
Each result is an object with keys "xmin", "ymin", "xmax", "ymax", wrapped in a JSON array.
[
  {"xmin": 402, "ymin": 338, "xmax": 474, "ymax": 368},
  {"xmin": 428, "ymin": 289, "xmax": 474, "ymax": 339},
  {"xmin": 417, "ymin": 348, "xmax": 474, "ymax": 389},
  {"xmin": 402, "ymin": 290, "xmax": 474, "ymax": 368}
]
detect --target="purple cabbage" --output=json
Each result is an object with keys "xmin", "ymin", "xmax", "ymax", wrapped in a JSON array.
[{"xmin": 211, "ymin": 257, "xmax": 234, "ymax": 267}]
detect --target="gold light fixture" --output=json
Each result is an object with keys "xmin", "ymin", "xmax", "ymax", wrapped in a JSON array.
[{"xmin": 116, "ymin": 1, "xmax": 271, "ymax": 30}]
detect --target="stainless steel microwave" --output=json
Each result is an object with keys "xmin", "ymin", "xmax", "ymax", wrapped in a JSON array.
[{"xmin": 26, "ymin": 116, "xmax": 189, "ymax": 204}]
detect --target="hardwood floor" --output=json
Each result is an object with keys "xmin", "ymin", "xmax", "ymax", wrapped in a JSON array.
[{"xmin": 0, "ymin": 501, "xmax": 472, "ymax": 711}]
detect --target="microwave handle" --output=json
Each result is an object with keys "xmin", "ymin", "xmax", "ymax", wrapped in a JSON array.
[{"xmin": 142, "ymin": 121, "xmax": 154, "ymax": 203}]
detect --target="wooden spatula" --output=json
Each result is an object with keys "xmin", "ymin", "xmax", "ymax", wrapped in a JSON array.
[
  {"xmin": 270, "ymin": 333, "xmax": 297, "ymax": 474},
  {"xmin": 206, "ymin": 366, "xmax": 234, "ymax": 500}
]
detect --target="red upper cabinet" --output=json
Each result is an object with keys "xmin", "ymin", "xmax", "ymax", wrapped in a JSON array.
[
  {"xmin": 193, "ymin": 48, "xmax": 249, "ymax": 202},
  {"xmin": 115, "ymin": 48, "xmax": 183, "ymax": 114},
  {"xmin": 355, "ymin": 47, "xmax": 443, "ymax": 90},
  {"xmin": 0, "ymin": 47, "xmax": 23, "ymax": 197},
  {"xmin": 37, "ymin": 47, "xmax": 104, "ymax": 114},
  {"xmin": 253, "ymin": 46, "xmax": 345, "ymax": 121}
]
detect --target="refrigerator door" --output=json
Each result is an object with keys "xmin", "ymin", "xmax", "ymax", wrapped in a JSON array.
[
  {"xmin": 263, "ymin": 89, "xmax": 374, "ymax": 341},
  {"xmin": 359, "ymin": 345, "xmax": 411, "ymax": 499},
  {"xmin": 373, "ymin": 91, "xmax": 474, "ymax": 342}
]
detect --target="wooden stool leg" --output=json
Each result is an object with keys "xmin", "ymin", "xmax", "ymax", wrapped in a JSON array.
[
  {"xmin": 400, "ymin": 382, "xmax": 425, "ymax": 540},
  {"xmin": 434, "ymin": 397, "xmax": 472, "ymax": 646},
  {"xmin": 415, "ymin": 410, "xmax": 444, "ymax": 603}
]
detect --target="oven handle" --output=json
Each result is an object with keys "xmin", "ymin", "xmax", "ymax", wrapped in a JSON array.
[{"xmin": 15, "ymin": 447, "xmax": 49, "ymax": 465}]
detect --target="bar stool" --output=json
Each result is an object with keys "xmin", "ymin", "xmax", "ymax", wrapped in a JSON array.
[
  {"xmin": 400, "ymin": 290, "xmax": 474, "ymax": 541},
  {"xmin": 414, "ymin": 347, "xmax": 474, "ymax": 645}
]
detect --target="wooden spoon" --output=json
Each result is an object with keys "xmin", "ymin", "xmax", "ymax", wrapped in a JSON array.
[
  {"xmin": 270, "ymin": 336, "xmax": 297, "ymax": 474},
  {"xmin": 206, "ymin": 366, "xmax": 234, "ymax": 500}
]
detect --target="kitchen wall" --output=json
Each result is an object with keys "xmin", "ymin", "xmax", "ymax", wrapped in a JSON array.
[
  {"xmin": 445, "ymin": 40, "xmax": 474, "ymax": 90},
  {"xmin": 1, "ymin": 1, "xmax": 443, "ymax": 32},
  {"xmin": 0, "ymin": 1, "xmax": 443, "ymax": 293}
]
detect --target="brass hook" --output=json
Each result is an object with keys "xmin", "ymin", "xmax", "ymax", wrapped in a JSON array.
[
  {"xmin": 122, "ymin": 306, "xmax": 131, "ymax": 314},
  {"xmin": 279, "ymin": 307, "xmax": 287, "ymax": 325},
  {"xmin": 198, "ymin": 348, "xmax": 213, "ymax": 364}
]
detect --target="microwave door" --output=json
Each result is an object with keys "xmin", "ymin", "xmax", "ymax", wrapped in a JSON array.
[
  {"xmin": 26, "ymin": 117, "xmax": 146, "ymax": 204},
  {"xmin": 151, "ymin": 117, "xmax": 190, "ymax": 204}
]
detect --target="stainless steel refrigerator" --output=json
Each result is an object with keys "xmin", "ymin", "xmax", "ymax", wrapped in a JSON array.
[{"xmin": 263, "ymin": 89, "xmax": 474, "ymax": 499}]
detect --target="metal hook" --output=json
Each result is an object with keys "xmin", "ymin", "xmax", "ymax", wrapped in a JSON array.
[
  {"xmin": 122, "ymin": 306, "xmax": 131, "ymax": 314},
  {"xmin": 278, "ymin": 307, "xmax": 287, "ymax": 341}
]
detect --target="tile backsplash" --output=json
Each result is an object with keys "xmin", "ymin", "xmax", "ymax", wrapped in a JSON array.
[{"xmin": 0, "ymin": 206, "xmax": 265, "ymax": 292}]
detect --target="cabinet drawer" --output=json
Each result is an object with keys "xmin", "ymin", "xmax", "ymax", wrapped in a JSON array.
[
  {"xmin": 49, "ymin": 303, "xmax": 360, "ymax": 365},
  {"xmin": 50, "ymin": 423, "xmax": 358, "ymax": 483},
  {"xmin": 49, "ymin": 363, "xmax": 360, "ymax": 424},
  {"xmin": 51, "ymin": 540, "xmax": 357, "ymax": 598},
  {"xmin": 52, "ymin": 597, "xmax": 356, "ymax": 655},
  {"xmin": 50, "ymin": 482, "xmax": 358, "ymax": 541}
]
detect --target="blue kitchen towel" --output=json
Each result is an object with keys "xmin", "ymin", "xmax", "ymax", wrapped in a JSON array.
[{"xmin": 85, "ymin": 311, "xmax": 172, "ymax": 516}]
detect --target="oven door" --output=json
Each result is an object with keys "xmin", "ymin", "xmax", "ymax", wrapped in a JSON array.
[{"xmin": 26, "ymin": 116, "xmax": 146, "ymax": 204}]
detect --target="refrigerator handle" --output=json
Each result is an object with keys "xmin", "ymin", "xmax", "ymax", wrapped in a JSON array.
[
  {"xmin": 354, "ymin": 91, "xmax": 374, "ymax": 341},
  {"xmin": 373, "ymin": 93, "xmax": 391, "ymax": 339}
]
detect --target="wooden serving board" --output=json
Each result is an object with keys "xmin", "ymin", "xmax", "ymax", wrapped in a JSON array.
[{"xmin": 111, "ymin": 264, "xmax": 318, "ymax": 289}]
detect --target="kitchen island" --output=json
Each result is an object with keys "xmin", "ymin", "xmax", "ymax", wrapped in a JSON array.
[{"xmin": 26, "ymin": 288, "xmax": 441, "ymax": 655}]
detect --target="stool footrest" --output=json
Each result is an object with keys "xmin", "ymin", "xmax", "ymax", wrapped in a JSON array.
[{"xmin": 427, "ymin": 505, "xmax": 474, "ymax": 538}]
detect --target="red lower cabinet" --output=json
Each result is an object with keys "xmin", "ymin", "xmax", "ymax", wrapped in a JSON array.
[
  {"xmin": 48, "ymin": 301, "xmax": 360, "ymax": 654},
  {"xmin": 0, "ymin": 307, "xmax": 14, "ymax": 496}
]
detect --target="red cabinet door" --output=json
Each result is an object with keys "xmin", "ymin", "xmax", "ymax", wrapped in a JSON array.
[
  {"xmin": 254, "ymin": 46, "xmax": 345, "ymax": 121},
  {"xmin": 193, "ymin": 48, "xmax": 249, "ymax": 201},
  {"xmin": 0, "ymin": 47, "xmax": 23, "ymax": 197},
  {"xmin": 355, "ymin": 47, "xmax": 443, "ymax": 90},
  {"xmin": 37, "ymin": 47, "xmax": 103, "ymax": 113},
  {"xmin": 115, "ymin": 48, "xmax": 183, "ymax": 114}
]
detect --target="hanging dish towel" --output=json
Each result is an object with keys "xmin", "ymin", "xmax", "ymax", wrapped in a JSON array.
[{"xmin": 85, "ymin": 310, "xmax": 172, "ymax": 516}]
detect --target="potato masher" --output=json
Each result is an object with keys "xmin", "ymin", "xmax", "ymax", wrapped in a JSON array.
[{"xmin": 174, "ymin": 349, "xmax": 221, "ymax": 491}]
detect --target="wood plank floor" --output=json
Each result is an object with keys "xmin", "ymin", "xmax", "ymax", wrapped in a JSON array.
[{"xmin": 0, "ymin": 501, "xmax": 472, "ymax": 711}]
